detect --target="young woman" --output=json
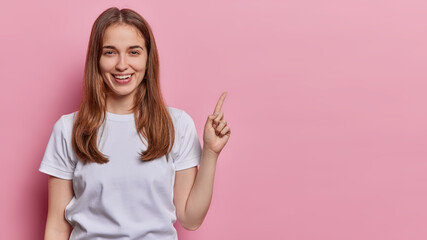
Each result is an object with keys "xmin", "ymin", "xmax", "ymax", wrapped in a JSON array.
[{"xmin": 39, "ymin": 7, "xmax": 230, "ymax": 240}]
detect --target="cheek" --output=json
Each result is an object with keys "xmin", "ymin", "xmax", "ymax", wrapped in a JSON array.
[
  {"xmin": 130, "ymin": 55, "xmax": 148, "ymax": 70},
  {"xmin": 99, "ymin": 58, "xmax": 114, "ymax": 73},
  {"xmin": 130, "ymin": 61, "xmax": 147, "ymax": 72}
]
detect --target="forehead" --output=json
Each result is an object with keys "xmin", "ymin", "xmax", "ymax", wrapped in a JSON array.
[{"xmin": 102, "ymin": 24, "xmax": 145, "ymax": 46}]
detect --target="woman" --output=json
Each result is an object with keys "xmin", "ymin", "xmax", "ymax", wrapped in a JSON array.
[{"xmin": 39, "ymin": 7, "xmax": 230, "ymax": 240}]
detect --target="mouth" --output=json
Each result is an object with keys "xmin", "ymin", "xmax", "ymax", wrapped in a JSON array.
[{"xmin": 112, "ymin": 73, "xmax": 134, "ymax": 85}]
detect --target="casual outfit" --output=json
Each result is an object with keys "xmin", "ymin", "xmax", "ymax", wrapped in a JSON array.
[{"xmin": 39, "ymin": 107, "xmax": 202, "ymax": 240}]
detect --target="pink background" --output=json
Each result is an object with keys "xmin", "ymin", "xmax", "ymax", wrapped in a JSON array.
[{"xmin": 1, "ymin": 0, "xmax": 426, "ymax": 239}]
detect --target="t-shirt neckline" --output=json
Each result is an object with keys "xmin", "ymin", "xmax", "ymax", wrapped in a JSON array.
[{"xmin": 105, "ymin": 111, "xmax": 134, "ymax": 122}]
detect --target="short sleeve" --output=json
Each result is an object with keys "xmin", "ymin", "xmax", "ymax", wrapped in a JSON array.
[
  {"xmin": 38, "ymin": 116, "xmax": 76, "ymax": 180},
  {"xmin": 173, "ymin": 110, "xmax": 202, "ymax": 171}
]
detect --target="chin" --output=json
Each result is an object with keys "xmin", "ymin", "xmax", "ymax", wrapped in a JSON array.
[
  {"xmin": 110, "ymin": 87, "xmax": 137, "ymax": 97},
  {"xmin": 113, "ymin": 91, "xmax": 133, "ymax": 97}
]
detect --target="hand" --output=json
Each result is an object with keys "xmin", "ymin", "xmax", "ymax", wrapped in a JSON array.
[{"xmin": 203, "ymin": 92, "xmax": 231, "ymax": 155}]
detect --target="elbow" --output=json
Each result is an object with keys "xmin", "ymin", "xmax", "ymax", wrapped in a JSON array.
[
  {"xmin": 178, "ymin": 211, "xmax": 205, "ymax": 231},
  {"xmin": 183, "ymin": 223, "xmax": 201, "ymax": 231},
  {"xmin": 180, "ymin": 217, "xmax": 202, "ymax": 231}
]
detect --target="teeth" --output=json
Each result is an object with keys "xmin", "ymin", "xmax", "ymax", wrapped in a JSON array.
[{"xmin": 114, "ymin": 74, "xmax": 132, "ymax": 79}]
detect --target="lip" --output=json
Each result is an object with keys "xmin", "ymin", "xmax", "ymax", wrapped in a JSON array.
[
  {"xmin": 112, "ymin": 73, "xmax": 134, "ymax": 76},
  {"xmin": 113, "ymin": 73, "xmax": 133, "ymax": 85}
]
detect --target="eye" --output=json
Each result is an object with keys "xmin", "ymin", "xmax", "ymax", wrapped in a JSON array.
[
  {"xmin": 104, "ymin": 51, "xmax": 114, "ymax": 55},
  {"xmin": 130, "ymin": 51, "xmax": 140, "ymax": 55}
]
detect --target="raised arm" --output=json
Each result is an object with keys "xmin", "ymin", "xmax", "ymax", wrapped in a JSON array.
[{"xmin": 174, "ymin": 92, "xmax": 231, "ymax": 230}]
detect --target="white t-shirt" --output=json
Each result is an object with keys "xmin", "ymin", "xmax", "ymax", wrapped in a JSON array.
[{"xmin": 39, "ymin": 107, "xmax": 202, "ymax": 240}]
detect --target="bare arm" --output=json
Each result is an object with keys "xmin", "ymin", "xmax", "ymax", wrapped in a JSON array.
[
  {"xmin": 174, "ymin": 148, "xmax": 218, "ymax": 231},
  {"xmin": 44, "ymin": 176, "xmax": 74, "ymax": 240},
  {"xmin": 174, "ymin": 92, "xmax": 231, "ymax": 230}
]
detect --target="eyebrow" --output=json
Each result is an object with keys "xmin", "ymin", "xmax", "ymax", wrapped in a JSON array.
[{"xmin": 102, "ymin": 45, "xmax": 143, "ymax": 50}]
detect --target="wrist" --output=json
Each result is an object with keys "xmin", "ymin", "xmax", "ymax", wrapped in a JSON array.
[{"xmin": 202, "ymin": 147, "xmax": 219, "ymax": 158}]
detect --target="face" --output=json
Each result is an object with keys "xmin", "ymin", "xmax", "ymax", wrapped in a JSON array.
[{"xmin": 99, "ymin": 24, "xmax": 148, "ymax": 99}]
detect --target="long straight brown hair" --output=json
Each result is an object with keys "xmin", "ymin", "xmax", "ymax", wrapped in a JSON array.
[{"xmin": 72, "ymin": 7, "xmax": 175, "ymax": 164}]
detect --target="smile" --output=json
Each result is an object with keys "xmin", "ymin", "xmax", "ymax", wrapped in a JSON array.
[{"xmin": 113, "ymin": 73, "xmax": 133, "ymax": 84}]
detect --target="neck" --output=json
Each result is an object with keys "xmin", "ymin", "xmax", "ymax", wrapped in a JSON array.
[{"xmin": 105, "ymin": 93, "xmax": 134, "ymax": 114}]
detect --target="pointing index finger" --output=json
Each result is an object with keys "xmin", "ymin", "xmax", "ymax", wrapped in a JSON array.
[{"xmin": 214, "ymin": 92, "xmax": 227, "ymax": 114}]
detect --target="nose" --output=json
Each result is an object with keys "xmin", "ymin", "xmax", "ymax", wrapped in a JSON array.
[{"xmin": 115, "ymin": 54, "xmax": 128, "ymax": 71}]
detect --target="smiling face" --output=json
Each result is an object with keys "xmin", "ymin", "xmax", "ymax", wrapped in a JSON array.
[{"xmin": 99, "ymin": 23, "xmax": 148, "ymax": 101}]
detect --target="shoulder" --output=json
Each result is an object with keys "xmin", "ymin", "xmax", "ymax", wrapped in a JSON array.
[
  {"xmin": 60, "ymin": 111, "xmax": 78, "ymax": 124},
  {"xmin": 167, "ymin": 106, "xmax": 184, "ymax": 122},
  {"xmin": 52, "ymin": 111, "xmax": 78, "ymax": 138},
  {"xmin": 167, "ymin": 106, "xmax": 186, "ymax": 127},
  {"xmin": 166, "ymin": 106, "xmax": 195, "ymax": 127}
]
